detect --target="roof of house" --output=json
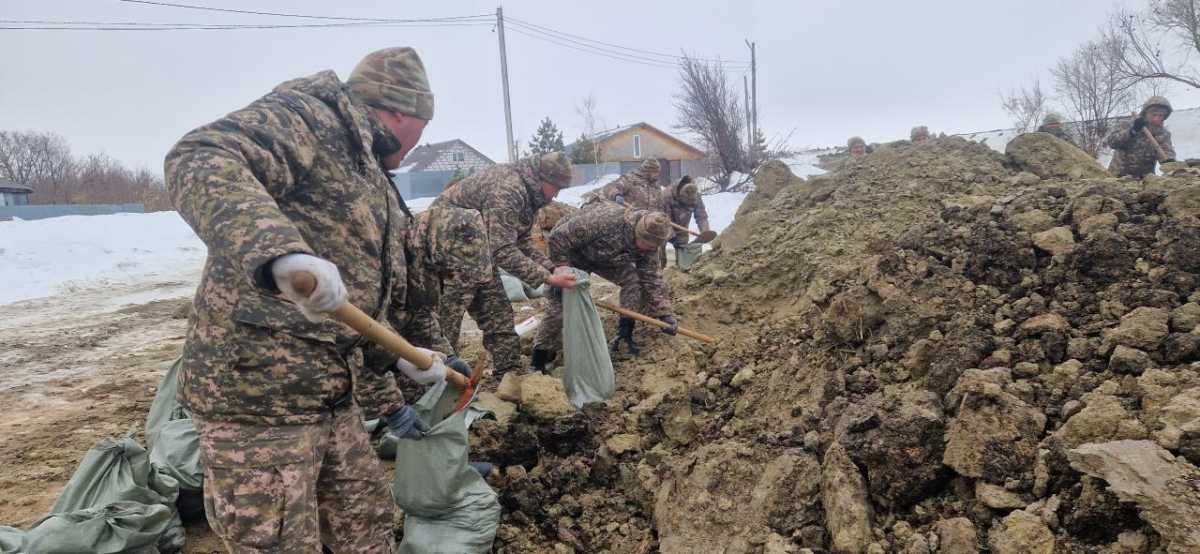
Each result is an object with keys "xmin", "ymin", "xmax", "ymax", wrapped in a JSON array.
[
  {"xmin": 0, "ymin": 180, "xmax": 33, "ymax": 193},
  {"xmin": 394, "ymin": 139, "xmax": 495, "ymax": 173},
  {"xmin": 569, "ymin": 122, "xmax": 705, "ymax": 158}
]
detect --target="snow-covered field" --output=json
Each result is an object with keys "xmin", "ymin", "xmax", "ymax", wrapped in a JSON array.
[{"xmin": 0, "ymin": 212, "xmax": 206, "ymax": 305}]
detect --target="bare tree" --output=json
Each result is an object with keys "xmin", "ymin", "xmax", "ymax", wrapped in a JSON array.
[
  {"xmin": 1000, "ymin": 80, "xmax": 1049, "ymax": 133},
  {"xmin": 1051, "ymin": 38, "xmax": 1139, "ymax": 156},
  {"xmin": 673, "ymin": 54, "xmax": 747, "ymax": 189},
  {"xmin": 1105, "ymin": 3, "xmax": 1200, "ymax": 90},
  {"xmin": 571, "ymin": 93, "xmax": 605, "ymax": 164},
  {"xmin": 0, "ymin": 130, "xmax": 75, "ymax": 200}
]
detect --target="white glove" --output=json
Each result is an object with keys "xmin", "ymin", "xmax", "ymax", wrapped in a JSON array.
[
  {"xmin": 397, "ymin": 347, "xmax": 448, "ymax": 385},
  {"xmin": 272, "ymin": 253, "xmax": 348, "ymax": 323}
]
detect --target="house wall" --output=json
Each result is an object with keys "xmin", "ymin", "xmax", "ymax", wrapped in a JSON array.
[
  {"xmin": 600, "ymin": 128, "xmax": 705, "ymax": 162},
  {"xmin": 421, "ymin": 143, "xmax": 493, "ymax": 173}
]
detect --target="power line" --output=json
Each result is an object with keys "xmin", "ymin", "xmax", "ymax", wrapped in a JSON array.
[
  {"xmin": 505, "ymin": 15, "xmax": 750, "ymax": 67},
  {"xmin": 505, "ymin": 25, "xmax": 682, "ymax": 70},
  {"xmin": 117, "ymin": 0, "xmax": 493, "ymax": 23}
]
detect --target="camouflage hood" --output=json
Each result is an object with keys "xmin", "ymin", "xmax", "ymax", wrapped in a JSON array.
[
  {"xmin": 1141, "ymin": 96, "xmax": 1173, "ymax": 119},
  {"xmin": 273, "ymin": 70, "xmax": 401, "ymax": 162}
]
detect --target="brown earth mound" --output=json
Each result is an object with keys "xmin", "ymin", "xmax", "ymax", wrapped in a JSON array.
[{"xmin": 478, "ymin": 136, "xmax": 1200, "ymax": 553}]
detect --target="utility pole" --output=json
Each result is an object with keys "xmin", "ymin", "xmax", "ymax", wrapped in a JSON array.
[
  {"xmin": 743, "ymin": 74, "xmax": 752, "ymax": 150},
  {"xmin": 497, "ymin": 7, "xmax": 516, "ymax": 162},
  {"xmin": 745, "ymin": 40, "xmax": 757, "ymax": 144}
]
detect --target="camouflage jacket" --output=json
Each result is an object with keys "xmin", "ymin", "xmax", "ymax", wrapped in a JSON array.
[
  {"xmin": 548, "ymin": 203, "xmax": 673, "ymax": 317},
  {"xmin": 582, "ymin": 169, "xmax": 662, "ymax": 211},
  {"xmin": 404, "ymin": 205, "xmax": 493, "ymax": 354},
  {"xmin": 1107, "ymin": 121, "xmax": 1175, "ymax": 179},
  {"xmin": 662, "ymin": 192, "xmax": 710, "ymax": 245},
  {"xmin": 431, "ymin": 162, "xmax": 555, "ymax": 286},
  {"xmin": 166, "ymin": 71, "xmax": 412, "ymax": 424}
]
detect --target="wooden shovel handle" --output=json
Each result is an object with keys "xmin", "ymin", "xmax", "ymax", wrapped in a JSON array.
[
  {"xmin": 291, "ymin": 272, "xmax": 469, "ymax": 389},
  {"xmin": 1141, "ymin": 127, "xmax": 1170, "ymax": 162},
  {"xmin": 667, "ymin": 222, "xmax": 717, "ymax": 243},
  {"xmin": 595, "ymin": 301, "xmax": 716, "ymax": 344}
]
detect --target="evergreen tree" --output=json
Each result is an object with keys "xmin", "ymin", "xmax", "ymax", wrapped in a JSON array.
[
  {"xmin": 570, "ymin": 132, "xmax": 599, "ymax": 164},
  {"xmin": 528, "ymin": 117, "xmax": 566, "ymax": 155}
]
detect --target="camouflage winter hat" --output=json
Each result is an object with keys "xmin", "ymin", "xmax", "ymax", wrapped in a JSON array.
[
  {"xmin": 1042, "ymin": 112, "xmax": 1064, "ymax": 125},
  {"xmin": 675, "ymin": 181, "xmax": 701, "ymax": 208},
  {"xmin": 847, "ymin": 136, "xmax": 866, "ymax": 148},
  {"xmin": 634, "ymin": 211, "xmax": 673, "ymax": 244},
  {"xmin": 639, "ymin": 158, "xmax": 661, "ymax": 177},
  {"xmin": 910, "ymin": 126, "xmax": 930, "ymax": 141},
  {"xmin": 529, "ymin": 152, "xmax": 573, "ymax": 188},
  {"xmin": 1141, "ymin": 95, "xmax": 1173, "ymax": 119},
  {"xmin": 347, "ymin": 47, "xmax": 434, "ymax": 120}
]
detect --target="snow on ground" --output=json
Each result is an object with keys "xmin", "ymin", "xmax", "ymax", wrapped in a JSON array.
[
  {"xmin": 0, "ymin": 212, "xmax": 206, "ymax": 305},
  {"xmin": 557, "ymin": 174, "xmax": 620, "ymax": 207},
  {"xmin": 782, "ymin": 149, "xmax": 832, "ymax": 178}
]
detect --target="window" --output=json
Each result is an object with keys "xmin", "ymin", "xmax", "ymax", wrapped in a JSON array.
[
  {"xmin": 633, "ymin": 135, "xmax": 642, "ymax": 159},
  {"xmin": 0, "ymin": 193, "xmax": 7, "ymax": 207},
  {"xmin": 451, "ymin": 151, "xmax": 466, "ymax": 162}
]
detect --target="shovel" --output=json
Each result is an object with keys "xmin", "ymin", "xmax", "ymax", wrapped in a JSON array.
[
  {"xmin": 669, "ymin": 222, "xmax": 717, "ymax": 243},
  {"xmin": 1141, "ymin": 126, "xmax": 1171, "ymax": 162},
  {"xmin": 595, "ymin": 301, "xmax": 716, "ymax": 344},
  {"xmin": 291, "ymin": 272, "xmax": 481, "ymax": 410}
]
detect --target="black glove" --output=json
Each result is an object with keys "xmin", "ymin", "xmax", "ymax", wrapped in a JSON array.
[
  {"xmin": 445, "ymin": 355, "xmax": 472, "ymax": 379},
  {"xmin": 1131, "ymin": 117, "xmax": 1147, "ymax": 134},
  {"xmin": 660, "ymin": 315, "xmax": 679, "ymax": 336}
]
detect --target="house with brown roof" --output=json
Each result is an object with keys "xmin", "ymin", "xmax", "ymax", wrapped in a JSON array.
[{"xmin": 568, "ymin": 122, "xmax": 708, "ymax": 185}]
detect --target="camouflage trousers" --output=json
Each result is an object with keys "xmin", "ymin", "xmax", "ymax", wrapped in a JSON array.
[
  {"xmin": 194, "ymin": 403, "xmax": 394, "ymax": 553},
  {"xmin": 534, "ymin": 263, "xmax": 650, "ymax": 353},
  {"xmin": 438, "ymin": 267, "xmax": 523, "ymax": 375}
]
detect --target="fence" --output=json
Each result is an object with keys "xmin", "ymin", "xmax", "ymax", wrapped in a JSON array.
[
  {"xmin": 392, "ymin": 170, "xmax": 456, "ymax": 200},
  {"xmin": 571, "ymin": 159, "xmax": 713, "ymax": 186},
  {"xmin": 0, "ymin": 203, "xmax": 144, "ymax": 222}
]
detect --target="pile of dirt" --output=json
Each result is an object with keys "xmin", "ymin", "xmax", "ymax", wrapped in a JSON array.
[{"xmin": 478, "ymin": 136, "xmax": 1200, "ymax": 553}]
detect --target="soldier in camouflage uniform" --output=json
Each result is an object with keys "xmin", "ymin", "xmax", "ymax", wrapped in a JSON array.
[
  {"xmin": 582, "ymin": 158, "xmax": 663, "ymax": 211},
  {"xmin": 431, "ymin": 152, "xmax": 579, "ymax": 375},
  {"xmin": 911, "ymin": 126, "xmax": 931, "ymax": 145},
  {"xmin": 532, "ymin": 204, "xmax": 677, "ymax": 367},
  {"xmin": 659, "ymin": 176, "xmax": 710, "ymax": 267},
  {"xmin": 165, "ymin": 47, "xmax": 442, "ymax": 553},
  {"xmin": 1107, "ymin": 96, "xmax": 1176, "ymax": 179},
  {"xmin": 1037, "ymin": 112, "xmax": 1075, "ymax": 146},
  {"xmin": 406, "ymin": 205, "xmax": 491, "ymax": 356},
  {"xmin": 847, "ymin": 136, "xmax": 867, "ymax": 156}
]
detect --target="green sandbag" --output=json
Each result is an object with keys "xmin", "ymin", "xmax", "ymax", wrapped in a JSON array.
[
  {"xmin": 393, "ymin": 381, "xmax": 500, "ymax": 554},
  {"xmin": 676, "ymin": 243, "xmax": 704, "ymax": 270},
  {"xmin": 145, "ymin": 359, "xmax": 202, "ymax": 492},
  {"xmin": 562, "ymin": 269, "xmax": 615, "ymax": 408},
  {"xmin": 0, "ymin": 501, "xmax": 174, "ymax": 554},
  {"xmin": 499, "ymin": 271, "xmax": 530, "ymax": 302},
  {"xmin": 44, "ymin": 437, "xmax": 184, "ymax": 553}
]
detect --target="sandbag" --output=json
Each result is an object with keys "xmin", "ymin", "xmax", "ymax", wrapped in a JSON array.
[
  {"xmin": 676, "ymin": 243, "xmax": 705, "ymax": 270},
  {"xmin": 393, "ymin": 381, "xmax": 500, "ymax": 554},
  {"xmin": 48, "ymin": 437, "xmax": 184, "ymax": 552},
  {"xmin": 0, "ymin": 501, "xmax": 174, "ymax": 554},
  {"xmin": 561, "ymin": 268, "xmax": 615, "ymax": 408},
  {"xmin": 145, "ymin": 359, "xmax": 202, "ymax": 492},
  {"xmin": 500, "ymin": 271, "xmax": 531, "ymax": 302}
]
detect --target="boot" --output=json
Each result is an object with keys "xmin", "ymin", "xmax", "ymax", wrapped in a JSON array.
[
  {"xmin": 530, "ymin": 348, "xmax": 554, "ymax": 373},
  {"xmin": 609, "ymin": 317, "xmax": 641, "ymax": 355}
]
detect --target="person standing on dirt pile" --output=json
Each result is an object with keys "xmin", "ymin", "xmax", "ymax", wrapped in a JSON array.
[
  {"xmin": 532, "ymin": 204, "xmax": 676, "ymax": 369},
  {"xmin": 1037, "ymin": 112, "xmax": 1076, "ymax": 146},
  {"xmin": 431, "ymin": 151, "xmax": 579, "ymax": 376},
  {"xmin": 911, "ymin": 126, "xmax": 931, "ymax": 145},
  {"xmin": 847, "ymin": 136, "xmax": 867, "ymax": 156},
  {"xmin": 1107, "ymin": 95, "xmax": 1177, "ymax": 179},
  {"xmin": 660, "ymin": 176, "xmax": 710, "ymax": 267},
  {"xmin": 165, "ymin": 47, "xmax": 449, "ymax": 553},
  {"xmin": 582, "ymin": 158, "xmax": 663, "ymax": 210}
]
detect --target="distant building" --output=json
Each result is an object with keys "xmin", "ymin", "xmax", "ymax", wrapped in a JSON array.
[
  {"xmin": 392, "ymin": 139, "xmax": 495, "ymax": 200},
  {"xmin": 568, "ymin": 122, "xmax": 708, "ymax": 186},
  {"xmin": 0, "ymin": 180, "xmax": 32, "ymax": 207}
]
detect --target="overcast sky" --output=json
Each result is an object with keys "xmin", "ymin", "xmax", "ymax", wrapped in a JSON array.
[{"xmin": 4, "ymin": 0, "xmax": 1199, "ymax": 173}]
